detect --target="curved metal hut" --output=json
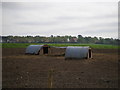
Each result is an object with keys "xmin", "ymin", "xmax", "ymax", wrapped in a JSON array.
[
  {"xmin": 25, "ymin": 45, "xmax": 50, "ymax": 55},
  {"xmin": 25, "ymin": 45, "xmax": 44, "ymax": 55},
  {"xmin": 65, "ymin": 46, "xmax": 92, "ymax": 59}
]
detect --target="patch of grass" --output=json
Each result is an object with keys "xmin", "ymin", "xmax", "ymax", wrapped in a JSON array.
[
  {"xmin": 1, "ymin": 43, "xmax": 120, "ymax": 49},
  {"xmin": 0, "ymin": 43, "xmax": 2, "ymax": 48},
  {"xmin": 48, "ymin": 43, "xmax": 120, "ymax": 49}
]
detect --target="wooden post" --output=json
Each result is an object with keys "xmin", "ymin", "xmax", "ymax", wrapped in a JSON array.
[{"xmin": 48, "ymin": 69, "xmax": 54, "ymax": 88}]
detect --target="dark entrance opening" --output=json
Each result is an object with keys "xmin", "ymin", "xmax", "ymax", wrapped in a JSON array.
[
  {"xmin": 43, "ymin": 45, "xmax": 48, "ymax": 54},
  {"xmin": 89, "ymin": 49, "xmax": 92, "ymax": 58}
]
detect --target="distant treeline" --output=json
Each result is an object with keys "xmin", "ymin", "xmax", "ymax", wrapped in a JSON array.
[{"xmin": 1, "ymin": 35, "xmax": 120, "ymax": 45}]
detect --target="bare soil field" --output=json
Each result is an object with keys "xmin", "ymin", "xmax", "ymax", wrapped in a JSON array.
[{"xmin": 2, "ymin": 48, "xmax": 119, "ymax": 88}]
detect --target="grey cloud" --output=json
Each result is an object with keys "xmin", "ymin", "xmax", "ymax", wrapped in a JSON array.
[
  {"xmin": 55, "ymin": 26, "xmax": 117, "ymax": 33},
  {"xmin": 2, "ymin": 2, "xmax": 20, "ymax": 9},
  {"xmin": 93, "ymin": 14, "xmax": 117, "ymax": 19},
  {"xmin": 92, "ymin": 22, "xmax": 118, "ymax": 27},
  {"xmin": 46, "ymin": 22, "xmax": 117, "ymax": 36},
  {"xmin": 83, "ymin": 29, "xmax": 117, "ymax": 34},
  {"xmin": 60, "ymin": 22, "xmax": 117, "ymax": 31},
  {"xmin": 0, "ymin": 2, "xmax": 2, "ymax": 7},
  {"xmin": 2, "ymin": 2, "xmax": 52, "ymax": 11},
  {"xmin": 103, "ymin": 14, "xmax": 117, "ymax": 18},
  {"xmin": 16, "ymin": 21, "xmax": 59, "ymax": 26},
  {"xmin": 56, "ymin": 13, "xmax": 117, "ymax": 21},
  {"xmin": 56, "ymin": 16, "xmax": 79, "ymax": 20}
]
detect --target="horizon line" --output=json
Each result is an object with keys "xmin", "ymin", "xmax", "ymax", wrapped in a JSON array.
[{"xmin": 1, "ymin": 35, "xmax": 118, "ymax": 39}]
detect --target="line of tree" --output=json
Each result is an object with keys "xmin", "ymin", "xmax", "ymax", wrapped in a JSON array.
[{"xmin": 1, "ymin": 35, "xmax": 119, "ymax": 45}]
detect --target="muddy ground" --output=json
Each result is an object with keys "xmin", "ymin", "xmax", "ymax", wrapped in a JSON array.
[{"xmin": 2, "ymin": 48, "xmax": 119, "ymax": 88}]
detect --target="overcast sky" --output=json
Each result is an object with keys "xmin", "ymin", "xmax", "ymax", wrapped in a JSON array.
[{"xmin": 1, "ymin": 0, "xmax": 118, "ymax": 38}]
